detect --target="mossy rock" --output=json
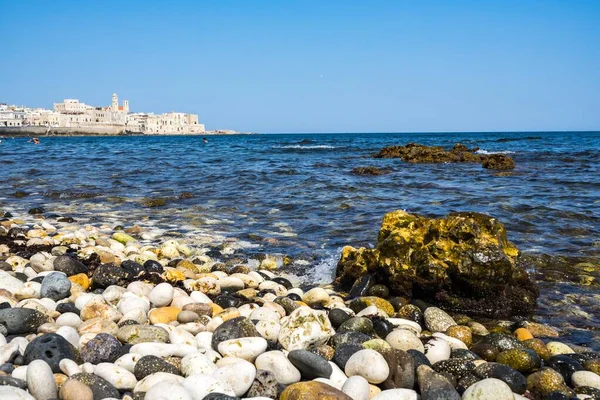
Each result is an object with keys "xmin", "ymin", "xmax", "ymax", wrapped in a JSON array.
[
  {"xmin": 496, "ymin": 349, "xmax": 541, "ymax": 373},
  {"xmin": 336, "ymin": 210, "xmax": 538, "ymax": 318},
  {"xmin": 347, "ymin": 296, "xmax": 394, "ymax": 317}
]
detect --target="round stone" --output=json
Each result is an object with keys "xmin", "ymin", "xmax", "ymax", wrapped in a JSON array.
[
  {"xmin": 474, "ymin": 362, "xmax": 527, "ymax": 394},
  {"xmin": 80, "ymin": 333, "xmax": 122, "ymax": 364},
  {"xmin": 380, "ymin": 348, "xmax": 415, "ymax": 390},
  {"xmin": 24, "ymin": 333, "xmax": 77, "ymax": 373},
  {"xmin": 255, "ymin": 351, "xmax": 301, "ymax": 385},
  {"xmin": 345, "ymin": 349, "xmax": 390, "ymax": 384},
  {"xmin": 328, "ymin": 308, "xmax": 351, "ymax": 328},
  {"xmin": 117, "ymin": 324, "xmax": 170, "ymax": 344},
  {"xmin": 386, "ymin": 329, "xmax": 424, "ymax": 353},
  {"xmin": 462, "ymin": 378, "xmax": 514, "ymax": 400},
  {"xmin": 145, "ymin": 382, "xmax": 192, "ymax": 400},
  {"xmin": 26, "ymin": 359, "xmax": 57, "ymax": 400},
  {"xmin": 211, "ymin": 317, "xmax": 259, "ymax": 350},
  {"xmin": 148, "ymin": 283, "xmax": 174, "ymax": 307},
  {"xmin": 288, "ymin": 349, "xmax": 333, "ymax": 379},
  {"xmin": 59, "ymin": 379, "xmax": 93, "ymax": 400},
  {"xmin": 446, "ymin": 325, "xmax": 472, "ymax": 347},
  {"xmin": 53, "ymin": 256, "xmax": 88, "ymax": 276},
  {"xmin": 424, "ymin": 338, "xmax": 451, "ymax": 365},
  {"xmin": 40, "ymin": 272, "xmax": 72, "ymax": 301},
  {"xmin": 134, "ymin": 355, "xmax": 180, "ymax": 380},
  {"xmin": 423, "ymin": 307, "xmax": 456, "ymax": 333},
  {"xmin": 496, "ymin": 349, "xmax": 541, "ymax": 373}
]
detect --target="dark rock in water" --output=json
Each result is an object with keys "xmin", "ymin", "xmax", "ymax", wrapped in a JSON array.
[
  {"xmin": 380, "ymin": 348, "xmax": 415, "ymax": 390},
  {"xmin": 271, "ymin": 277, "xmax": 293, "ymax": 289},
  {"xmin": 351, "ymin": 166, "xmax": 392, "ymax": 176},
  {"xmin": 0, "ymin": 308, "xmax": 47, "ymax": 334},
  {"xmin": 417, "ymin": 365, "xmax": 461, "ymax": 400},
  {"xmin": 348, "ymin": 275, "xmax": 375, "ymax": 299},
  {"xmin": 24, "ymin": 333, "xmax": 78, "ymax": 373},
  {"xmin": 482, "ymin": 154, "xmax": 515, "ymax": 170},
  {"xmin": 457, "ymin": 373, "xmax": 480, "ymax": 394},
  {"xmin": 248, "ymin": 369, "xmax": 279, "ymax": 398},
  {"xmin": 338, "ymin": 317, "xmax": 373, "ymax": 335},
  {"xmin": 91, "ymin": 264, "xmax": 132, "ymax": 289},
  {"xmin": 143, "ymin": 260, "xmax": 164, "ymax": 273},
  {"xmin": 120, "ymin": 260, "xmax": 145, "ymax": 276},
  {"xmin": 330, "ymin": 332, "xmax": 371, "ymax": 348},
  {"xmin": 451, "ymin": 349, "xmax": 480, "ymax": 361},
  {"xmin": 0, "ymin": 375, "xmax": 27, "ymax": 389},
  {"xmin": 332, "ymin": 344, "xmax": 363, "ymax": 370},
  {"xmin": 368, "ymin": 284, "xmax": 390, "ymax": 298},
  {"xmin": 71, "ymin": 373, "xmax": 120, "ymax": 400},
  {"xmin": 433, "ymin": 359, "xmax": 476, "ymax": 379},
  {"xmin": 471, "ymin": 343, "xmax": 499, "ymax": 362},
  {"xmin": 547, "ymin": 355, "xmax": 584, "ymax": 386},
  {"xmin": 474, "ymin": 362, "xmax": 527, "ymax": 394},
  {"xmin": 328, "ymin": 308, "xmax": 351, "ymax": 328},
  {"xmin": 372, "ymin": 317, "xmax": 394, "ymax": 339},
  {"xmin": 336, "ymin": 211, "xmax": 538, "ymax": 318},
  {"xmin": 81, "ymin": 333, "xmax": 122, "ymax": 364},
  {"xmin": 565, "ymin": 352, "xmax": 600, "ymax": 364},
  {"xmin": 40, "ymin": 272, "xmax": 72, "ymax": 301},
  {"xmin": 57, "ymin": 216, "xmax": 76, "ymax": 223},
  {"xmin": 28, "ymin": 207, "xmax": 44, "ymax": 215},
  {"xmin": 56, "ymin": 302, "xmax": 79, "ymax": 315},
  {"xmin": 53, "ymin": 255, "xmax": 88, "ymax": 276},
  {"xmin": 214, "ymin": 294, "xmax": 243, "ymax": 308},
  {"xmin": 134, "ymin": 355, "xmax": 180, "ymax": 380},
  {"xmin": 211, "ymin": 317, "xmax": 259, "ymax": 350},
  {"xmin": 288, "ymin": 350, "xmax": 333, "ymax": 379},
  {"xmin": 8, "ymin": 227, "xmax": 28, "ymax": 240},
  {"xmin": 408, "ymin": 349, "xmax": 432, "ymax": 371}
]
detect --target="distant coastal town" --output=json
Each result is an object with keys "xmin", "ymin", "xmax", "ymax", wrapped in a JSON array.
[{"xmin": 0, "ymin": 94, "xmax": 238, "ymax": 135}]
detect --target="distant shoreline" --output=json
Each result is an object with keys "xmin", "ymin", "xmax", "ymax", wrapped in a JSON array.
[{"xmin": 0, "ymin": 126, "xmax": 247, "ymax": 137}]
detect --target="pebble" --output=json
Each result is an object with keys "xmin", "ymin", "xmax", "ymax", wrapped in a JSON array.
[
  {"xmin": 255, "ymin": 351, "xmax": 301, "ymax": 385},
  {"xmin": 26, "ymin": 360, "xmax": 57, "ymax": 400},
  {"xmin": 278, "ymin": 307, "xmax": 334, "ymax": 350},
  {"xmin": 217, "ymin": 337, "xmax": 268, "ymax": 361},
  {"xmin": 182, "ymin": 374, "xmax": 235, "ymax": 398},
  {"xmin": 345, "ymin": 349, "xmax": 390, "ymax": 384},
  {"xmin": 80, "ymin": 333, "xmax": 123, "ymax": 364},
  {"xmin": 0, "ymin": 308, "xmax": 47, "ymax": 334},
  {"xmin": 288, "ymin": 349, "xmax": 333, "ymax": 379},
  {"xmin": 23, "ymin": 333, "xmax": 77, "ymax": 372},
  {"xmin": 145, "ymin": 382, "xmax": 193, "ymax": 400},
  {"xmin": 58, "ymin": 378, "xmax": 93, "ymax": 400},
  {"xmin": 213, "ymin": 359, "xmax": 257, "ymax": 396},
  {"xmin": 40, "ymin": 272, "xmax": 72, "ymax": 301},
  {"xmin": 0, "ymin": 386, "xmax": 35, "ymax": 400},
  {"xmin": 572, "ymin": 370, "xmax": 600, "ymax": 389},
  {"xmin": 342, "ymin": 375, "xmax": 370, "ymax": 400},
  {"xmin": 424, "ymin": 337, "xmax": 451, "ymax": 364},
  {"xmin": 371, "ymin": 389, "xmax": 418, "ymax": 400},
  {"xmin": 423, "ymin": 307, "xmax": 456, "ymax": 332},
  {"xmin": 93, "ymin": 362, "xmax": 137, "ymax": 390},
  {"xmin": 148, "ymin": 282, "xmax": 175, "ymax": 307},
  {"xmin": 462, "ymin": 378, "xmax": 514, "ymax": 400},
  {"xmin": 385, "ymin": 329, "xmax": 425, "ymax": 352}
]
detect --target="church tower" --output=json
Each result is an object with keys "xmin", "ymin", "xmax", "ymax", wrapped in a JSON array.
[
  {"xmin": 123, "ymin": 100, "xmax": 129, "ymax": 113},
  {"xmin": 112, "ymin": 93, "xmax": 118, "ymax": 111}
]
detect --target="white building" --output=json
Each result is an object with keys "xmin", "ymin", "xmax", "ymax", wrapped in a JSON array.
[{"xmin": 1, "ymin": 94, "xmax": 205, "ymax": 134}]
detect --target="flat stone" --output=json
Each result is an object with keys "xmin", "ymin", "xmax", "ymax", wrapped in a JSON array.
[
  {"xmin": 288, "ymin": 349, "xmax": 333, "ymax": 379},
  {"xmin": 423, "ymin": 308, "xmax": 456, "ymax": 333}
]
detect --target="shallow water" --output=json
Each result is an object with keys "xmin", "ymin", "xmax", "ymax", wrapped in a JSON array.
[{"xmin": 1, "ymin": 132, "xmax": 599, "ymax": 346}]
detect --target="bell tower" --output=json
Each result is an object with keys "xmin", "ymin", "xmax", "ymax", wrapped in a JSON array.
[{"xmin": 112, "ymin": 93, "xmax": 118, "ymax": 111}]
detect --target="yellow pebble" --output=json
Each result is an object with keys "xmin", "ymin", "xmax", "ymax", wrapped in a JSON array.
[
  {"xmin": 217, "ymin": 307, "xmax": 241, "ymax": 322},
  {"xmin": 149, "ymin": 306, "xmax": 181, "ymax": 324},
  {"xmin": 68, "ymin": 273, "xmax": 90, "ymax": 291},
  {"xmin": 210, "ymin": 303, "xmax": 224, "ymax": 316},
  {"xmin": 515, "ymin": 327, "xmax": 534, "ymax": 341},
  {"xmin": 163, "ymin": 269, "xmax": 185, "ymax": 282}
]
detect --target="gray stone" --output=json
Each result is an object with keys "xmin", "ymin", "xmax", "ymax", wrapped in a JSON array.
[
  {"xmin": 288, "ymin": 349, "xmax": 333, "ymax": 379},
  {"xmin": 0, "ymin": 308, "xmax": 47, "ymax": 334},
  {"xmin": 134, "ymin": 355, "xmax": 181, "ymax": 381},
  {"xmin": 71, "ymin": 373, "xmax": 120, "ymax": 400},
  {"xmin": 40, "ymin": 272, "xmax": 72, "ymax": 301},
  {"xmin": 53, "ymin": 256, "xmax": 88, "ymax": 276},
  {"xmin": 23, "ymin": 333, "xmax": 78, "ymax": 373},
  {"xmin": 80, "ymin": 333, "xmax": 122, "ymax": 364},
  {"xmin": 423, "ymin": 307, "xmax": 456, "ymax": 333}
]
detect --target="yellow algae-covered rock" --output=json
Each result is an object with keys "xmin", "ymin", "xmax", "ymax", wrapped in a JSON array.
[
  {"xmin": 210, "ymin": 303, "xmax": 224, "ymax": 316},
  {"xmin": 163, "ymin": 269, "xmax": 185, "ymax": 283},
  {"xmin": 176, "ymin": 260, "xmax": 199, "ymax": 274},
  {"xmin": 69, "ymin": 274, "xmax": 90, "ymax": 291},
  {"xmin": 260, "ymin": 258, "xmax": 278, "ymax": 271},
  {"xmin": 216, "ymin": 307, "xmax": 241, "ymax": 322},
  {"xmin": 348, "ymin": 296, "xmax": 394, "ymax": 317},
  {"xmin": 112, "ymin": 232, "xmax": 136, "ymax": 245},
  {"xmin": 336, "ymin": 210, "xmax": 537, "ymax": 318},
  {"xmin": 148, "ymin": 306, "xmax": 181, "ymax": 324},
  {"xmin": 280, "ymin": 381, "xmax": 352, "ymax": 400}
]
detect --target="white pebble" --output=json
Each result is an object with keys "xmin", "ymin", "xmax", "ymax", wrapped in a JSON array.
[
  {"xmin": 344, "ymin": 349, "xmax": 390, "ymax": 384},
  {"xmin": 26, "ymin": 360, "xmax": 57, "ymax": 400}
]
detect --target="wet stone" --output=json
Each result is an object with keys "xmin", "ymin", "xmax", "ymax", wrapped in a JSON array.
[
  {"xmin": 451, "ymin": 349, "xmax": 480, "ymax": 361},
  {"xmin": 274, "ymin": 297, "xmax": 300, "ymax": 315},
  {"xmin": 91, "ymin": 263, "xmax": 132, "ymax": 289},
  {"xmin": 23, "ymin": 333, "xmax": 78, "ymax": 373},
  {"xmin": 471, "ymin": 343, "xmax": 499, "ymax": 362},
  {"xmin": 457, "ymin": 373, "xmax": 480, "ymax": 394},
  {"xmin": 143, "ymin": 260, "xmax": 164, "ymax": 273},
  {"xmin": 120, "ymin": 260, "xmax": 145, "ymax": 276},
  {"xmin": 397, "ymin": 304, "xmax": 423, "ymax": 324},
  {"xmin": 367, "ymin": 284, "xmax": 389, "ymax": 298},
  {"xmin": 56, "ymin": 302, "xmax": 80, "ymax": 315},
  {"xmin": 496, "ymin": 348, "xmax": 541, "ymax": 373},
  {"xmin": 348, "ymin": 274, "xmax": 375, "ymax": 299},
  {"xmin": 271, "ymin": 277, "xmax": 292, "ymax": 289},
  {"xmin": 480, "ymin": 333, "xmax": 524, "ymax": 352},
  {"xmin": 547, "ymin": 355, "xmax": 584, "ymax": 385},
  {"xmin": 408, "ymin": 349, "xmax": 432, "ymax": 371},
  {"xmin": 372, "ymin": 317, "xmax": 394, "ymax": 339}
]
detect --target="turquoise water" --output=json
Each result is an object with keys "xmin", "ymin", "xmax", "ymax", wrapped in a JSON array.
[{"xmin": 1, "ymin": 131, "xmax": 600, "ymax": 346}]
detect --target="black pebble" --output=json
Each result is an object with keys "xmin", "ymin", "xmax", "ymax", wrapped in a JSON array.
[
  {"xmin": 143, "ymin": 260, "xmax": 164, "ymax": 273},
  {"xmin": 56, "ymin": 303, "xmax": 80, "ymax": 315}
]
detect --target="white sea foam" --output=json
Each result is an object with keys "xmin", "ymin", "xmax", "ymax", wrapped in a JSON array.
[
  {"xmin": 475, "ymin": 149, "xmax": 515, "ymax": 155},
  {"xmin": 273, "ymin": 145, "xmax": 337, "ymax": 149}
]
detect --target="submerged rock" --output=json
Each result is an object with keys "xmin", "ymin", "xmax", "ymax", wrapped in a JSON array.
[{"xmin": 336, "ymin": 210, "xmax": 538, "ymax": 317}]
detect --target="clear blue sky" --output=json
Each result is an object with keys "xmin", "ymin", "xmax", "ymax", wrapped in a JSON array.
[{"xmin": 1, "ymin": 0, "xmax": 599, "ymax": 133}]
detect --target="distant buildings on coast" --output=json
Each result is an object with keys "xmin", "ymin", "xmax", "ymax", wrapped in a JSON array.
[{"xmin": 0, "ymin": 94, "xmax": 212, "ymax": 135}]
